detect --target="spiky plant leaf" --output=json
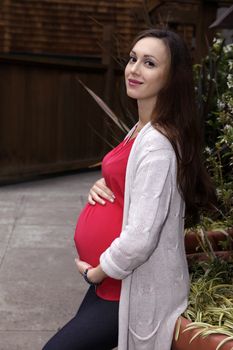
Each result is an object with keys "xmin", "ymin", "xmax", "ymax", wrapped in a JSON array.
[{"xmin": 77, "ymin": 78, "xmax": 130, "ymax": 133}]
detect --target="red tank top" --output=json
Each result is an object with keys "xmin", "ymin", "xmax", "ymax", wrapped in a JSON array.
[{"xmin": 74, "ymin": 136, "xmax": 135, "ymax": 300}]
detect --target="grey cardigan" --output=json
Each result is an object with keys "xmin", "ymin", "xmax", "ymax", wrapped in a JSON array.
[{"xmin": 100, "ymin": 122, "xmax": 190, "ymax": 350}]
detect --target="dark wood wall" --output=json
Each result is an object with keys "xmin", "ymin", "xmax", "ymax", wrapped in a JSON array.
[
  {"xmin": 0, "ymin": 0, "xmax": 143, "ymax": 183},
  {"xmin": 0, "ymin": 0, "xmax": 143, "ymax": 57},
  {"xmin": 0, "ymin": 55, "xmax": 125, "ymax": 183}
]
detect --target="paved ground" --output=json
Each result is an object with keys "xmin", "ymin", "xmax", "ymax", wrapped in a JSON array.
[{"xmin": 0, "ymin": 170, "xmax": 101, "ymax": 350}]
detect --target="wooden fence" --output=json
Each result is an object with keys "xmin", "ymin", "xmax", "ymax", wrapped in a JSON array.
[{"xmin": 0, "ymin": 54, "xmax": 126, "ymax": 184}]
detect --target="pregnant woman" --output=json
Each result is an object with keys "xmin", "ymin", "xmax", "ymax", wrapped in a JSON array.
[{"xmin": 43, "ymin": 29, "xmax": 216, "ymax": 350}]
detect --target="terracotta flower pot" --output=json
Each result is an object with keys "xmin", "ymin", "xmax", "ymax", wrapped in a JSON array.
[
  {"xmin": 172, "ymin": 316, "xmax": 233, "ymax": 350},
  {"xmin": 186, "ymin": 250, "xmax": 233, "ymax": 265},
  {"xmin": 185, "ymin": 228, "xmax": 233, "ymax": 254}
]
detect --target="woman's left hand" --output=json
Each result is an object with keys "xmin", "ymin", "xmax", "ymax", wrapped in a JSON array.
[
  {"xmin": 75, "ymin": 258, "xmax": 92, "ymax": 275},
  {"xmin": 75, "ymin": 258, "xmax": 107, "ymax": 284}
]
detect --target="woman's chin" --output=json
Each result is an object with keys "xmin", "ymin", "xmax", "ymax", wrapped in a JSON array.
[{"xmin": 126, "ymin": 91, "xmax": 139, "ymax": 99}]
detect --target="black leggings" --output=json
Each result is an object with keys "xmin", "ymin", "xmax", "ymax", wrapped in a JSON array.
[{"xmin": 42, "ymin": 286, "xmax": 119, "ymax": 350}]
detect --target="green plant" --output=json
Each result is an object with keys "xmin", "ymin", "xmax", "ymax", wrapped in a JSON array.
[
  {"xmin": 181, "ymin": 257, "xmax": 233, "ymax": 349},
  {"xmin": 194, "ymin": 38, "xmax": 233, "ymax": 229}
]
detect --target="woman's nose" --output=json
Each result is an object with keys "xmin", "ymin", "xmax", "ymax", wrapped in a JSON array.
[{"xmin": 130, "ymin": 61, "xmax": 141, "ymax": 75}]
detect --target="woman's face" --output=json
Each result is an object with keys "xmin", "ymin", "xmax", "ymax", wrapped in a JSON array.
[{"xmin": 125, "ymin": 37, "xmax": 170, "ymax": 103}]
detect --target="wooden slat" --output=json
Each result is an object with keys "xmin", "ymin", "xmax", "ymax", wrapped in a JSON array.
[
  {"xmin": 0, "ymin": 59, "xmax": 119, "ymax": 182},
  {"xmin": 0, "ymin": 0, "xmax": 144, "ymax": 56}
]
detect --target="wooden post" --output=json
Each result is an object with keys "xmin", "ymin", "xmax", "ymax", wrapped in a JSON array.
[
  {"xmin": 195, "ymin": 1, "xmax": 218, "ymax": 62},
  {"xmin": 3, "ymin": 0, "xmax": 11, "ymax": 52},
  {"xmin": 102, "ymin": 24, "xmax": 115, "ymax": 107}
]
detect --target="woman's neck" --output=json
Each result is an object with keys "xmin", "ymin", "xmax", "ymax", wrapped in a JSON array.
[{"xmin": 137, "ymin": 98, "xmax": 156, "ymax": 129}]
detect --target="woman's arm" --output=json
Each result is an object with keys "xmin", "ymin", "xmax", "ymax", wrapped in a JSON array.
[{"xmin": 99, "ymin": 148, "xmax": 173, "ymax": 280}]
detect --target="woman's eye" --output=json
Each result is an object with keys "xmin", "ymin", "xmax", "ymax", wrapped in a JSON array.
[
  {"xmin": 145, "ymin": 60, "xmax": 155, "ymax": 68},
  {"xmin": 129, "ymin": 56, "xmax": 137, "ymax": 63}
]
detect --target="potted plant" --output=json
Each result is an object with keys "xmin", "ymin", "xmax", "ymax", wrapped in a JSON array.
[
  {"xmin": 172, "ymin": 251, "xmax": 233, "ymax": 350},
  {"xmin": 185, "ymin": 34, "xmax": 233, "ymax": 255}
]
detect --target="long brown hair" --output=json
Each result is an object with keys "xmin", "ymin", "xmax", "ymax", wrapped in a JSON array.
[{"xmin": 130, "ymin": 29, "xmax": 216, "ymax": 226}]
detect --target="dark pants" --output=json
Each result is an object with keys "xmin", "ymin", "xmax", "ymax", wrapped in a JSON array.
[{"xmin": 42, "ymin": 286, "xmax": 119, "ymax": 350}]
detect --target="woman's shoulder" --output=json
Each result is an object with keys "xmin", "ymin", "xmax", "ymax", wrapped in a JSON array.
[{"xmin": 139, "ymin": 123, "xmax": 174, "ymax": 153}]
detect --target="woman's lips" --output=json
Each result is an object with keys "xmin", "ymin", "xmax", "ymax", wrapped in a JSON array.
[{"xmin": 128, "ymin": 79, "xmax": 143, "ymax": 86}]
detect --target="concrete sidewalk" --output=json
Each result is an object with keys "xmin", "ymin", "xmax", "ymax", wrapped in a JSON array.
[{"xmin": 0, "ymin": 170, "xmax": 101, "ymax": 350}]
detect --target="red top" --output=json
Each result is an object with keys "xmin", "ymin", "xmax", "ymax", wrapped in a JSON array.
[{"xmin": 74, "ymin": 136, "xmax": 135, "ymax": 300}]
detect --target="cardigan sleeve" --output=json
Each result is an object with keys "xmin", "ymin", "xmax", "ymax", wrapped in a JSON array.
[{"xmin": 100, "ymin": 147, "xmax": 173, "ymax": 280}]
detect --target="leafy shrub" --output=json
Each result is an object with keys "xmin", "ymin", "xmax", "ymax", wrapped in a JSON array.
[{"xmin": 194, "ymin": 38, "xmax": 233, "ymax": 229}]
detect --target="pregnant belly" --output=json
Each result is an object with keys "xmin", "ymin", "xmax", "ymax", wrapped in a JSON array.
[{"xmin": 74, "ymin": 201, "xmax": 123, "ymax": 267}]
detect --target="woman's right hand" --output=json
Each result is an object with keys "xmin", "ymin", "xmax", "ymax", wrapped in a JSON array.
[{"xmin": 88, "ymin": 178, "xmax": 115, "ymax": 205}]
